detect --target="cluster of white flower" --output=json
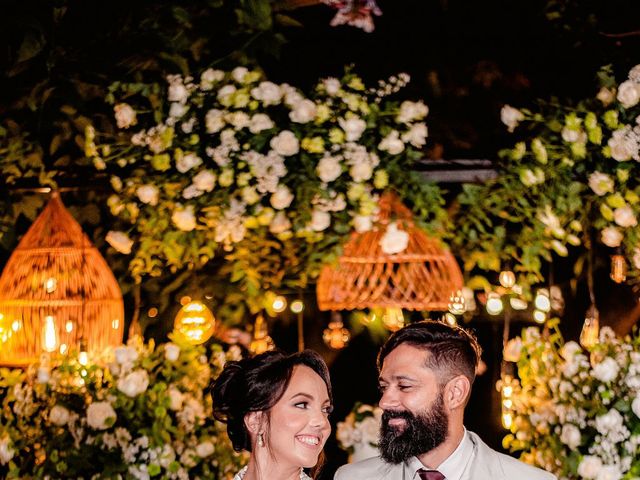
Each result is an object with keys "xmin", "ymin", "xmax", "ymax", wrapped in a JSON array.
[
  {"xmin": 102, "ymin": 67, "xmax": 429, "ymax": 262},
  {"xmin": 504, "ymin": 326, "xmax": 640, "ymax": 480},
  {"xmin": 336, "ymin": 403, "xmax": 383, "ymax": 452}
]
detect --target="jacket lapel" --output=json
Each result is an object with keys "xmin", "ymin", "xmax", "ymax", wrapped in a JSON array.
[{"xmin": 459, "ymin": 431, "xmax": 505, "ymax": 480}]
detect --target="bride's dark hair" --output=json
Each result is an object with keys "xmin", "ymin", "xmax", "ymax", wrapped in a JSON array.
[{"xmin": 211, "ymin": 349, "xmax": 332, "ymax": 454}]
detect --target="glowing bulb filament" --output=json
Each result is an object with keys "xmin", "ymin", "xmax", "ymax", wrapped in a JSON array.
[{"xmin": 43, "ymin": 316, "xmax": 58, "ymax": 353}]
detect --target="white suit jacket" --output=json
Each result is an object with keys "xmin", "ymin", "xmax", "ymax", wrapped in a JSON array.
[{"xmin": 334, "ymin": 431, "xmax": 556, "ymax": 480}]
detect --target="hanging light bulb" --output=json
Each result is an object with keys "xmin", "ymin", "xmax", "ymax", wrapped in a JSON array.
[
  {"xmin": 509, "ymin": 297, "xmax": 528, "ymax": 310},
  {"xmin": 610, "ymin": 254, "xmax": 627, "ymax": 283},
  {"xmin": 486, "ymin": 293, "xmax": 504, "ymax": 315},
  {"xmin": 42, "ymin": 315, "xmax": 58, "ymax": 353},
  {"xmin": 534, "ymin": 289, "xmax": 551, "ymax": 312},
  {"xmin": 498, "ymin": 374, "xmax": 517, "ymax": 429},
  {"xmin": 44, "ymin": 277, "xmax": 57, "ymax": 294},
  {"xmin": 173, "ymin": 300, "xmax": 216, "ymax": 345},
  {"xmin": 580, "ymin": 304, "xmax": 600, "ymax": 350},
  {"xmin": 78, "ymin": 340, "xmax": 88, "ymax": 366},
  {"xmin": 382, "ymin": 308, "xmax": 405, "ymax": 331},
  {"xmin": 250, "ymin": 314, "xmax": 275, "ymax": 354},
  {"xmin": 448, "ymin": 290, "xmax": 466, "ymax": 315},
  {"xmin": 323, "ymin": 317, "xmax": 351, "ymax": 350},
  {"xmin": 272, "ymin": 295, "xmax": 287, "ymax": 313},
  {"xmin": 533, "ymin": 310, "xmax": 546, "ymax": 324},
  {"xmin": 442, "ymin": 313, "xmax": 457, "ymax": 326},
  {"xmin": 290, "ymin": 300, "xmax": 304, "ymax": 314},
  {"xmin": 499, "ymin": 270, "xmax": 516, "ymax": 289}
]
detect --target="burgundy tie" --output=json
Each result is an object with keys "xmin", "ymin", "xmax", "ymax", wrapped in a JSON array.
[{"xmin": 417, "ymin": 469, "xmax": 445, "ymax": 480}]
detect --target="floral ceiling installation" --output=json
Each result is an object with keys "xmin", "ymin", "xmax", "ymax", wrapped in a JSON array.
[
  {"xmin": 456, "ymin": 63, "xmax": 640, "ymax": 289},
  {"xmin": 0, "ymin": 337, "xmax": 246, "ymax": 479},
  {"xmin": 92, "ymin": 68, "xmax": 446, "ymax": 308},
  {"xmin": 504, "ymin": 325, "xmax": 640, "ymax": 480}
]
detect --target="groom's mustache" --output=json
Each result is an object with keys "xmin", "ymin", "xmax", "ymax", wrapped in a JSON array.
[{"xmin": 382, "ymin": 409, "xmax": 414, "ymax": 424}]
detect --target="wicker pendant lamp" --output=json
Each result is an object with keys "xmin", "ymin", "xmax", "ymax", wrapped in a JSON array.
[
  {"xmin": 0, "ymin": 192, "xmax": 124, "ymax": 366},
  {"xmin": 316, "ymin": 191, "xmax": 463, "ymax": 311}
]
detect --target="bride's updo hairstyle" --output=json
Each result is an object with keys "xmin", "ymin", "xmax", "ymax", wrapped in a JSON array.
[{"xmin": 212, "ymin": 349, "xmax": 332, "ymax": 452}]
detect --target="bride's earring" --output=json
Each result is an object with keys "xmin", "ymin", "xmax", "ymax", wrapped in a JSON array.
[{"xmin": 257, "ymin": 432, "xmax": 264, "ymax": 447}]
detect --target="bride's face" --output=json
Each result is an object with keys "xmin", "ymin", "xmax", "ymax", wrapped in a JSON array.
[{"xmin": 266, "ymin": 365, "xmax": 332, "ymax": 469}]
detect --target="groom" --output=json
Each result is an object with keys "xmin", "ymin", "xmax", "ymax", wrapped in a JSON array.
[{"xmin": 334, "ymin": 320, "xmax": 556, "ymax": 480}]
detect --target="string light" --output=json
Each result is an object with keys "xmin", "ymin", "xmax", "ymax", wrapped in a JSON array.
[
  {"xmin": 580, "ymin": 304, "xmax": 600, "ymax": 350},
  {"xmin": 499, "ymin": 270, "xmax": 516, "ymax": 289},
  {"xmin": 610, "ymin": 254, "xmax": 627, "ymax": 283},
  {"xmin": 250, "ymin": 314, "xmax": 275, "ymax": 354},
  {"xmin": 448, "ymin": 290, "xmax": 466, "ymax": 315},
  {"xmin": 509, "ymin": 298, "xmax": 528, "ymax": 310},
  {"xmin": 290, "ymin": 300, "xmax": 304, "ymax": 314},
  {"xmin": 382, "ymin": 308, "xmax": 405, "ymax": 331},
  {"xmin": 42, "ymin": 315, "xmax": 58, "ymax": 353},
  {"xmin": 534, "ymin": 289, "xmax": 551, "ymax": 312},
  {"xmin": 173, "ymin": 301, "xmax": 216, "ymax": 345},
  {"xmin": 486, "ymin": 293, "xmax": 504, "ymax": 315},
  {"xmin": 442, "ymin": 313, "xmax": 457, "ymax": 326},
  {"xmin": 272, "ymin": 296, "xmax": 287, "ymax": 313},
  {"xmin": 323, "ymin": 318, "xmax": 351, "ymax": 350},
  {"xmin": 44, "ymin": 277, "xmax": 57, "ymax": 293},
  {"xmin": 533, "ymin": 310, "xmax": 546, "ymax": 324}
]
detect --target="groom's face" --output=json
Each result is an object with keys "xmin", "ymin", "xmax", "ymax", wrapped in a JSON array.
[{"xmin": 377, "ymin": 344, "xmax": 449, "ymax": 464}]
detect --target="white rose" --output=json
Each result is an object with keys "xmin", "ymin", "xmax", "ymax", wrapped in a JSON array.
[
  {"xmin": 249, "ymin": 113, "xmax": 275, "ymax": 133},
  {"xmin": 172, "ymin": 205, "xmax": 197, "ymax": 232},
  {"xmin": 289, "ymin": 99, "xmax": 317, "ymax": 123},
  {"xmin": 560, "ymin": 424, "xmax": 581, "ymax": 450},
  {"xmin": 164, "ymin": 343, "xmax": 180, "ymax": 362},
  {"xmin": 629, "ymin": 64, "xmax": 640, "ymax": 82},
  {"xmin": 595, "ymin": 409, "xmax": 624, "ymax": 434},
  {"xmin": 205, "ymin": 109, "xmax": 225, "ymax": 133},
  {"xmin": 106, "ymin": 231, "xmax": 134, "ymax": 255},
  {"xmin": 608, "ymin": 127, "xmax": 638, "ymax": 162},
  {"xmin": 200, "ymin": 68, "xmax": 224, "ymax": 90},
  {"xmin": 49, "ymin": 405, "xmax": 71, "ymax": 426},
  {"xmin": 631, "ymin": 396, "xmax": 640, "ymax": 418},
  {"xmin": 136, "ymin": 184, "xmax": 159, "ymax": 205},
  {"xmin": 596, "ymin": 465, "xmax": 622, "ymax": 480},
  {"xmin": 192, "ymin": 170, "xmax": 216, "ymax": 192},
  {"xmin": 168, "ymin": 387, "xmax": 184, "ymax": 411},
  {"xmin": 231, "ymin": 66, "xmax": 249, "ymax": 83},
  {"xmin": 86, "ymin": 401, "xmax": 117, "ymax": 430},
  {"xmin": 588, "ymin": 172, "xmax": 614, "ymax": 196},
  {"xmin": 168, "ymin": 102, "xmax": 188, "ymax": 119},
  {"xmin": 270, "ymin": 185, "xmax": 294, "ymax": 210},
  {"xmin": 117, "ymin": 369, "xmax": 149, "ymax": 397},
  {"xmin": 269, "ymin": 212, "xmax": 291, "ymax": 234},
  {"xmin": 601, "ymin": 226, "xmax": 623, "ymax": 248},
  {"xmin": 114, "ymin": 345, "xmax": 139, "ymax": 365},
  {"xmin": 359, "ymin": 416, "xmax": 380, "ymax": 445},
  {"xmin": 560, "ymin": 341, "xmax": 582, "ymax": 360},
  {"xmin": 168, "ymin": 81, "xmax": 188, "ymax": 104},
  {"xmin": 561, "ymin": 128, "xmax": 586, "ymax": 144},
  {"xmin": 379, "ymin": 222, "xmax": 409, "ymax": 255},
  {"xmin": 354, "ymin": 215, "xmax": 373, "ymax": 233},
  {"xmin": 597, "ymin": 87, "xmax": 616, "ymax": 106},
  {"xmin": 592, "ymin": 357, "xmax": 620, "ymax": 383},
  {"xmin": 401, "ymin": 122, "xmax": 428, "ymax": 148},
  {"xmin": 617, "ymin": 80, "xmax": 640, "ymax": 108},
  {"xmin": 114, "ymin": 103, "xmax": 137, "ymax": 129},
  {"xmin": 250, "ymin": 81, "xmax": 282, "ymax": 105},
  {"xmin": 614, "ymin": 205, "xmax": 637, "ymax": 227},
  {"xmin": 350, "ymin": 162, "xmax": 373, "ymax": 182},
  {"xmin": 336, "ymin": 422, "xmax": 356, "ymax": 448},
  {"xmin": 195, "ymin": 441, "xmax": 215, "ymax": 458},
  {"xmin": 317, "ymin": 155, "xmax": 342, "ymax": 183},
  {"xmin": 397, "ymin": 100, "xmax": 429, "ymax": 124},
  {"xmin": 281, "ymin": 83, "xmax": 304, "ymax": 106},
  {"xmin": 227, "ymin": 111, "xmax": 250, "ymax": 129},
  {"xmin": 338, "ymin": 117, "xmax": 367, "ymax": 142},
  {"xmin": 323, "ymin": 77, "xmax": 341, "ymax": 96},
  {"xmin": 217, "ymin": 83, "xmax": 237, "ymax": 100},
  {"xmin": 578, "ymin": 455, "xmax": 603, "ymax": 479},
  {"xmin": 176, "ymin": 153, "xmax": 202, "ymax": 173},
  {"xmin": 270, "ymin": 130, "xmax": 299, "ymax": 156},
  {"xmin": 311, "ymin": 209, "xmax": 331, "ymax": 232},
  {"xmin": 379, "ymin": 131, "xmax": 405, "ymax": 155},
  {"xmin": 500, "ymin": 105, "xmax": 524, "ymax": 132},
  {"xmin": 503, "ymin": 338, "xmax": 522, "ymax": 362},
  {"xmin": 0, "ymin": 436, "xmax": 14, "ymax": 465}
]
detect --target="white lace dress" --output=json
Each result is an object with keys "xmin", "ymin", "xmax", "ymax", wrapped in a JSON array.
[{"xmin": 233, "ymin": 466, "xmax": 312, "ymax": 480}]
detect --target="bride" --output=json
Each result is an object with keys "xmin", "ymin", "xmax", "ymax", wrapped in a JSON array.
[{"xmin": 212, "ymin": 349, "xmax": 333, "ymax": 480}]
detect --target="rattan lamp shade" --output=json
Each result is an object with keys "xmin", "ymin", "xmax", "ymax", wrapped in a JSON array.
[
  {"xmin": 316, "ymin": 192, "xmax": 463, "ymax": 311},
  {"xmin": 0, "ymin": 193, "xmax": 124, "ymax": 366}
]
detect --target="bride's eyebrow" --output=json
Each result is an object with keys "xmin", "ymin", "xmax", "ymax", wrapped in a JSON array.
[{"xmin": 289, "ymin": 392, "xmax": 314, "ymax": 400}]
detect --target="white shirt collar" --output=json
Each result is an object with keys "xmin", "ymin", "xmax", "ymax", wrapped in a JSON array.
[{"xmin": 407, "ymin": 428, "xmax": 473, "ymax": 480}]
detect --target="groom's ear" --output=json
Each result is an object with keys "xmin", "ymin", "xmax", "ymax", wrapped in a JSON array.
[
  {"xmin": 444, "ymin": 375, "xmax": 471, "ymax": 411},
  {"xmin": 244, "ymin": 411, "xmax": 264, "ymax": 433}
]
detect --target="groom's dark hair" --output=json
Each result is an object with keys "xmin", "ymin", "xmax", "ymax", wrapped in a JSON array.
[{"xmin": 378, "ymin": 320, "xmax": 481, "ymax": 392}]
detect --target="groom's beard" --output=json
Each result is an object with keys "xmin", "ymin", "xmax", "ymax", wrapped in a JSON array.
[{"xmin": 378, "ymin": 392, "xmax": 448, "ymax": 464}]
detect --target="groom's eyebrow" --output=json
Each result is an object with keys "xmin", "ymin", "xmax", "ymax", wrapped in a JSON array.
[{"xmin": 379, "ymin": 374, "xmax": 416, "ymax": 383}]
